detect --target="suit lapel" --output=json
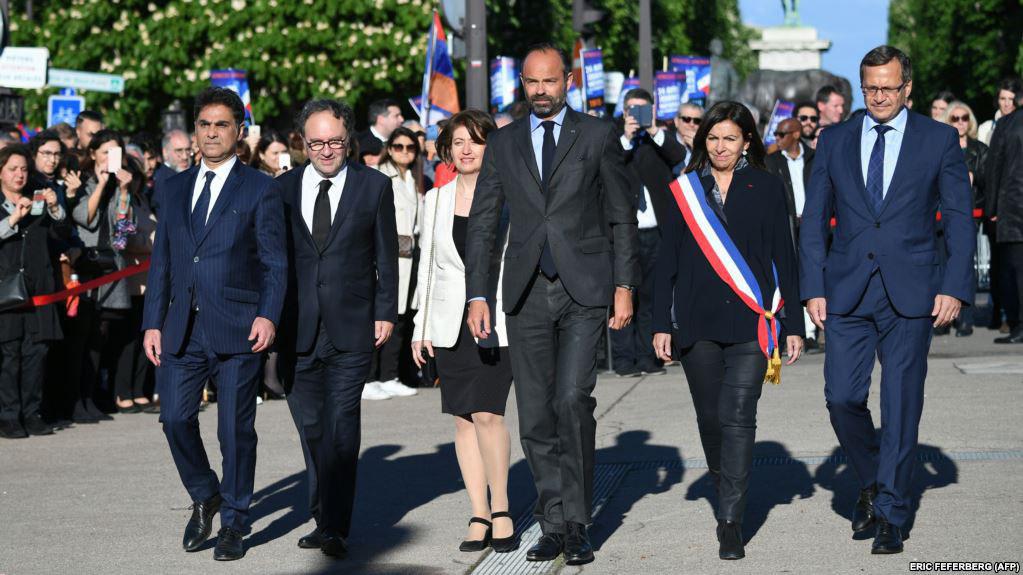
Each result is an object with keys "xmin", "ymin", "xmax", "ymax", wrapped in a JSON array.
[
  {"xmin": 549, "ymin": 109, "xmax": 580, "ymax": 180},
  {"xmin": 878, "ymin": 113, "xmax": 917, "ymax": 217},
  {"xmin": 290, "ymin": 165, "xmax": 317, "ymax": 250},
  {"xmin": 514, "ymin": 119, "xmax": 543, "ymax": 195},
  {"xmin": 437, "ymin": 180, "xmax": 464, "ymax": 272},
  {"xmin": 181, "ymin": 167, "xmax": 200, "ymax": 247},
  {"xmin": 846, "ymin": 123, "xmax": 874, "ymax": 211},
  {"xmin": 195, "ymin": 161, "xmax": 243, "ymax": 246},
  {"xmin": 322, "ymin": 162, "xmax": 360, "ymax": 252}
]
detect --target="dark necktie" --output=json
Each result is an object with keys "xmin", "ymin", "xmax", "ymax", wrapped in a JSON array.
[
  {"xmin": 312, "ymin": 179, "xmax": 332, "ymax": 250},
  {"xmin": 638, "ymin": 187, "xmax": 648, "ymax": 212},
  {"xmin": 539, "ymin": 120, "xmax": 558, "ymax": 279},
  {"xmin": 866, "ymin": 124, "xmax": 893, "ymax": 214},
  {"xmin": 191, "ymin": 171, "xmax": 215, "ymax": 239}
]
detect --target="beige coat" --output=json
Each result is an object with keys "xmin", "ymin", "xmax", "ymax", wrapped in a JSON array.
[{"xmin": 376, "ymin": 162, "xmax": 422, "ymax": 314}]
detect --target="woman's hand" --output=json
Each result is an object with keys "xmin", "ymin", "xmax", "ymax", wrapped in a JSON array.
[
  {"xmin": 652, "ymin": 332, "xmax": 673, "ymax": 362},
  {"xmin": 95, "ymin": 170, "xmax": 111, "ymax": 191},
  {"xmin": 42, "ymin": 189, "xmax": 58, "ymax": 208},
  {"xmin": 116, "ymin": 169, "xmax": 133, "ymax": 191},
  {"xmin": 411, "ymin": 340, "xmax": 435, "ymax": 368},
  {"xmin": 8, "ymin": 197, "xmax": 32, "ymax": 226},
  {"xmin": 785, "ymin": 335, "xmax": 803, "ymax": 365},
  {"xmin": 64, "ymin": 170, "xmax": 82, "ymax": 198}
]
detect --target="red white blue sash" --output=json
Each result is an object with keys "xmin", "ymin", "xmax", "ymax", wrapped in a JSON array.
[{"xmin": 669, "ymin": 171, "xmax": 785, "ymax": 383}]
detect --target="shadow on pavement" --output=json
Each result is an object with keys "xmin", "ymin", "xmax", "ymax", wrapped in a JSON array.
[
  {"xmin": 814, "ymin": 438, "xmax": 958, "ymax": 539},
  {"xmin": 685, "ymin": 440, "xmax": 815, "ymax": 544},
  {"xmin": 590, "ymin": 430, "xmax": 685, "ymax": 550}
]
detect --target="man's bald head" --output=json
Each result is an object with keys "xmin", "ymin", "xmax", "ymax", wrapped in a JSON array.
[{"xmin": 775, "ymin": 117, "xmax": 803, "ymax": 154}]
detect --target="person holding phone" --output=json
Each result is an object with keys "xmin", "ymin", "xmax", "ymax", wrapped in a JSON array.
[
  {"xmin": 249, "ymin": 129, "xmax": 291, "ymax": 178},
  {"xmin": 411, "ymin": 110, "xmax": 518, "ymax": 554},
  {"xmin": 0, "ymin": 146, "xmax": 67, "ymax": 439}
]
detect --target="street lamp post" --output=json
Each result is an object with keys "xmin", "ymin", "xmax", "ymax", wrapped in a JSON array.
[{"xmin": 465, "ymin": 0, "xmax": 487, "ymax": 111}]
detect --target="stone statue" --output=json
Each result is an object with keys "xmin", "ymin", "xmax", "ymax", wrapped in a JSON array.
[
  {"xmin": 708, "ymin": 38, "xmax": 740, "ymax": 106},
  {"xmin": 782, "ymin": 0, "xmax": 801, "ymax": 26}
]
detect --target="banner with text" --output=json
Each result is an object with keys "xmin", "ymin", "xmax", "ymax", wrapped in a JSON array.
[
  {"xmin": 490, "ymin": 57, "xmax": 518, "ymax": 112},
  {"xmin": 655, "ymin": 71, "xmax": 686, "ymax": 121},
  {"xmin": 763, "ymin": 100, "xmax": 795, "ymax": 146},
  {"xmin": 210, "ymin": 69, "xmax": 254, "ymax": 125},
  {"xmin": 581, "ymin": 48, "xmax": 605, "ymax": 114},
  {"xmin": 670, "ymin": 55, "xmax": 711, "ymax": 107},
  {"xmin": 613, "ymin": 76, "xmax": 640, "ymax": 117}
]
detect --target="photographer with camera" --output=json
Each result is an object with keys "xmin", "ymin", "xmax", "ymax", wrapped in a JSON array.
[{"xmin": 613, "ymin": 88, "xmax": 686, "ymax": 377}]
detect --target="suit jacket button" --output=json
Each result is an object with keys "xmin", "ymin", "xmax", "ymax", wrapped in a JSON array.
[
  {"xmin": 317, "ymin": 281, "xmax": 325, "ymax": 287},
  {"xmin": 867, "ymin": 253, "xmax": 875, "ymax": 260},
  {"xmin": 193, "ymin": 256, "xmax": 199, "ymax": 263},
  {"xmin": 875, "ymin": 222, "xmax": 881, "ymax": 228}
]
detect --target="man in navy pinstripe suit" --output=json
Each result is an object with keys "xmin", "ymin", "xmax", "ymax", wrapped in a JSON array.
[{"xmin": 142, "ymin": 88, "xmax": 287, "ymax": 561}]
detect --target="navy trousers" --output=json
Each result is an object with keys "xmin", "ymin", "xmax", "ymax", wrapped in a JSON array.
[
  {"xmin": 824, "ymin": 271, "xmax": 933, "ymax": 528},
  {"xmin": 158, "ymin": 314, "xmax": 261, "ymax": 534},
  {"xmin": 284, "ymin": 323, "xmax": 373, "ymax": 538}
]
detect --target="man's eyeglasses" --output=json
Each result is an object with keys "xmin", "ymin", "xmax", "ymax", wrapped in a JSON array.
[
  {"xmin": 949, "ymin": 114, "xmax": 970, "ymax": 123},
  {"xmin": 797, "ymin": 114, "xmax": 819, "ymax": 123},
  {"xmin": 774, "ymin": 130, "xmax": 798, "ymax": 138},
  {"xmin": 37, "ymin": 151, "xmax": 62, "ymax": 159},
  {"xmin": 861, "ymin": 83, "xmax": 907, "ymax": 98},
  {"xmin": 306, "ymin": 139, "xmax": 348, "ymax": 152},
  {"xmin": 389, "ymin": 143, "xmax": 417, "ymax": 153},
  {"xmin": 676, "ymin": 115, "xmax": 702, "ymax": 125}
]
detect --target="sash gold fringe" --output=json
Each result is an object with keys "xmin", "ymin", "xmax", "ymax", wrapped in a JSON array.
[{"xmin": 765, "ymin": 348, "xmax": 782, "ymax": 385}]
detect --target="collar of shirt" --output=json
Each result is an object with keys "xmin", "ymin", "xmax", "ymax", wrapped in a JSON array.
[
  {"xmin": 303, "ymin": 161, "xmax": 348, "ymax": 192},
  {"xmin": 196, "ymin": 155, "xmax": 238, "ymax": 185},
  {"xmin": 301, "ymin": 162, "xmax": 348, "ymax": 229},
  {"xmin": 529, "ymin": 106, "xmax": 568, "ymax": 134},
  {"xmin": 370, "ymin": 126, "xmax": 386, "ymax": 142},
  {"xmin": 784, "ymin": 143, "xmax": 806, "ymax": 162},
  {"xmin": 863, "ymin": 106, "xmax": 909, "ymax": 136}
]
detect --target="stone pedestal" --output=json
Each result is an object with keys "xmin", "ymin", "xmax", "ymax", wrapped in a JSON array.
[{"xmin": 749, "ymin": 27, "xmax": 831, "ymax": 71}]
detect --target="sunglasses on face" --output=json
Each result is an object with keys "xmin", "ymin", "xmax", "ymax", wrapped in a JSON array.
[
  {"xmin": 676, "ymin": 115, "xmax": 701, "ymax": 125},
  {"xmin": 949, "ymin": 114, "xmax": 970, "ymax": 123},
  {"xmin": 389, "ymin": 143, "xmax": 417, "ymax": 153},
  {"xmin": 797, "ymin": 115, "xmax": 819, "ymax": 123},
  {"xmin": 774, "ymin": 130, "xmax": 798, "ymax": 138}
]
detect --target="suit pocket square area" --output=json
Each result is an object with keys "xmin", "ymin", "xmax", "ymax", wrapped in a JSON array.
[{"xmin": 223, "ymin": 286, "xmax": 260, "ymax": 304}]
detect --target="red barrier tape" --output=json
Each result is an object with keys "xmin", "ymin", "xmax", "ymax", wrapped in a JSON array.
[
  {"xmin": 829, "ymin": 209, "xmax": 984, "ymax": 227},
  {"xmin": 29, "ymin": 260, "xmax": 151, "ymax": 308}
]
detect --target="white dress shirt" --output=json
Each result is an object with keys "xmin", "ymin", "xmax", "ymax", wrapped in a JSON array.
[
  {"xmin": 621, "ymin": 129, "xmax": 665, "ymax": 230},
  {"xmin": 784, "ymin": 143, "xmax": 807, "ymax": 216},
  {"xmin": 191, "ymin": 156, "xmax": 238, "ymax": 222},
  {"xmin": 300, "ymin": 162, "xmax": 347, "ymax": 232},
  {"xmin": 860, "ymin": 107, "xmax": 908, "ymax": 198}
]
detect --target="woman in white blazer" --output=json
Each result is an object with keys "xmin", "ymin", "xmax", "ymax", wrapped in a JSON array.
[
  {"xmin": 366, "ymin": 127, "xmax": 428, "ymax": 399},
  {"xmin": 412, "ymin": 111, "xmax": 517, "ymax": 553}
]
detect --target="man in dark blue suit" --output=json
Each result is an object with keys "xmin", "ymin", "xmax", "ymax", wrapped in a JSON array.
[
  {"xmin": 277, "ymin": 99, "xmax": 398, "ymax": 558},
  {"xmin": 800, "ymin": 46, "xmax": 975, "ymax": 555},
  {"xmin": 142, "ymin": 88, "xmax": 287, "ymax": 561}
]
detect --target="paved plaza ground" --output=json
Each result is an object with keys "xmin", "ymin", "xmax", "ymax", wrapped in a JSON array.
[{"xmin": 2, "ymin": 330, "xmax": 1021, "ymax": 575}]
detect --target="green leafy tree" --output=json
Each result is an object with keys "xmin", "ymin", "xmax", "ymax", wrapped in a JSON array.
[{"xmin": 888, "ymin": 0, "xmax": 1023, "ymax": 120}]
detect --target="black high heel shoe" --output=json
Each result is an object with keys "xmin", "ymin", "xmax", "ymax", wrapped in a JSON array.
[
  {"xmin": 489, "ymin": 511, "xmax": 519, "ymax": 553},
  {"xmin": 458, "ymin": 517, "xmax": 492, "ymax": 552}
]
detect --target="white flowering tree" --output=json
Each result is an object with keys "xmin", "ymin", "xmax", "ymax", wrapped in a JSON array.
[{"xmin": 10, "ymin": 0, "xmax": 433, "ymax": 132}]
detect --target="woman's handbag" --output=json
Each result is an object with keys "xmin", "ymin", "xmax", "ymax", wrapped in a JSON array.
[
  {"xmin": 397, "ymin": 234, "xmax": 415, "ymax": 259},
  {"xmin": 418, "ymin": 187, "xmax": 443, "ymax": 387},
  {"xmin": 77, "ymin": 206, "xmax": 118, "ymax": 278},
  {"xmin": 0, "ymin": 229, "xmax": 32, "ymax": 312}
]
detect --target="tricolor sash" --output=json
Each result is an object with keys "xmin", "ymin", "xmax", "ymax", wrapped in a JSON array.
[{"xmin": 669, "ymin": 171, "xmax": 785, "ymax": 384}]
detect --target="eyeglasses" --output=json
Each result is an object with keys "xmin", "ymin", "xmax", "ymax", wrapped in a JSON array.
[
  {"xmin": 949, "ymin": 114, "xmax": 970, "ymax": 123},
  {"xmin": 861, "ymin": 83, "xmax": 907, "ymax": 98},
  {"xmin": 676, "ymin": 115, "xmax": 702, "ymax": 125},
  {"xmin": 797, "ymin": 114, "xmax": 819, "ymax": 123},
  {"xmin": 306, "ymin": 139, "xmax": 348, "ymax": 152},
  {"xmin": 37, "ymin": 151, "xmax": 62, "ymax": 159},
  {"xmin": 774, "ymin": 130, "xmax": 798, "ymax": 138},
  {"xmin": 389, "ymin": 143, "xmax": 417, "ymax": 153}
]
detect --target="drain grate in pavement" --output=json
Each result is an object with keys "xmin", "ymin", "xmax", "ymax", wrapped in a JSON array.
[
  {"xmin": 470, "ymin": 463, "xmax": 630, "ymax": 575},
  {"xmin": 470, "ymin": 450, "xmax": 1023, "ymax": 575},
  {"xmin": 954, "ymin": 360, "xmax": 1023, "ymax": 374}
]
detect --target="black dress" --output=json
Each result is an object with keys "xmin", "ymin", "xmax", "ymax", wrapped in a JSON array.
[{"xmin": 434, "ymin": 215, "xmax": 514, "ymax": 416}]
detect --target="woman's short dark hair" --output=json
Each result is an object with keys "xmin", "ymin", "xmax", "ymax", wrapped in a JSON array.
[
  {"xmin": 0, "ymin": 144, "xmax": 32, "ymax": 175},
  {"xmin": 436, "ymin": 110, "xmax": 497, "ymax": 164},
  {"xmin": 194, "ymin": 87, "xmax": 246, "ymax": 126},
  {"xmin": 29, "ymin": 129, "xmax": 68, "ymax": 159},
  {"xmin": 685, "ymin": 101, "xmax": 766, "ymax": 173},
  {"xmin": 860, "ymin": 45, "xmax": 912, "ymax": 84}
]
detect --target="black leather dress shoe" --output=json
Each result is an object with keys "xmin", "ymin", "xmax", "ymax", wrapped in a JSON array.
[
  {"xmin": 564, "ymin": 522, "xmax": 594, "ymax": 565},
  {"xmin": 320, "ymin": 533, "xmax": 348, "ymax": 558},
  {"xmin": 24, "ymin": 415, "xmax": 54, "ymax": 436},
  {"xmin": 213, "ymin": 527, "xmax": 245, "ymax": 561},
  {"xmin": 525, "ymin": 532, "xmax": 564, "ymax": 562},
  {"xmin": 72, "ymin": 402, "xmax": 100, "ymax": 424},
  {"xmin": 995, "ymin": 327, "xmax": 1023, "ymax": 344},
  {"xmin": 851, "ymin": 485, "xmax": 878, "ymax": 532},
  {"xmin": 182, "ymin": 494, "xmax": 221, "ymax": 552},
  {"xmin": 297, "ymin": 528, "xmax": 324, "ymax": 549},
  {"xmin": 871, "ymin": 516, "xmax": 903, "ymax": 554},
  {"xmin": 717, "ymin": 520, "xmax": 745, "ymax": 560},
  {"xmin": 0, "ymin": 420, "xmax": 28, "ymax": 439}
]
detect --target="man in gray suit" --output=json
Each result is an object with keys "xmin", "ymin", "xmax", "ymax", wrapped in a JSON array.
[{"xmin": 465, "ymin": 42, "xmax": 639, "ymax": 566}]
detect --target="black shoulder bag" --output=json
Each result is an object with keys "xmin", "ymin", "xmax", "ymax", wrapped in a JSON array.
[{"xmin": 0, "ymin": 224, "xmax": 34, "ymax": 312}]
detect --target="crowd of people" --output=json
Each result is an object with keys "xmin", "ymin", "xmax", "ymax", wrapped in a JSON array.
[{"xmin": 1, "ymin": 38, "xmax": 1021, "ymax": 565}]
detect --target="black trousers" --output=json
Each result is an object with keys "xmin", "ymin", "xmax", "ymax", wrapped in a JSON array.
[
  {"xmin": 284, "ymin": 323, "xmax": 373, "ymax": 537},
  {"xmin": 1001, "ymin": 242, "xmax": 1023, "ymax": 329},
  {"xmin": 0, "ymin": 325, "xmax": 49, "ymax": 424},
  {"xmin": 367, "ymin": 313, "xmax": 408, "ymax": 383},
  {"xmin": 507, "ymin": 274, "xmax": 605, "ymax": 533},
  {"xmin": 610, "ymin": 228, "xmax": 660, "ymax": 370},
  {"xmin": 679, "ymin": 340, "xmax": 766, "ymax": 523},
  {"xmin": 113, "ymin": 296, "xmax": 149, "ymax": 401}
]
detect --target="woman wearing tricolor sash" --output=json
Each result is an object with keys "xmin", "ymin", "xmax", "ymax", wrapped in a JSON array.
[{"xmin": 651, "ymin": 102, "xmax": 804, "ymax": 560}]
